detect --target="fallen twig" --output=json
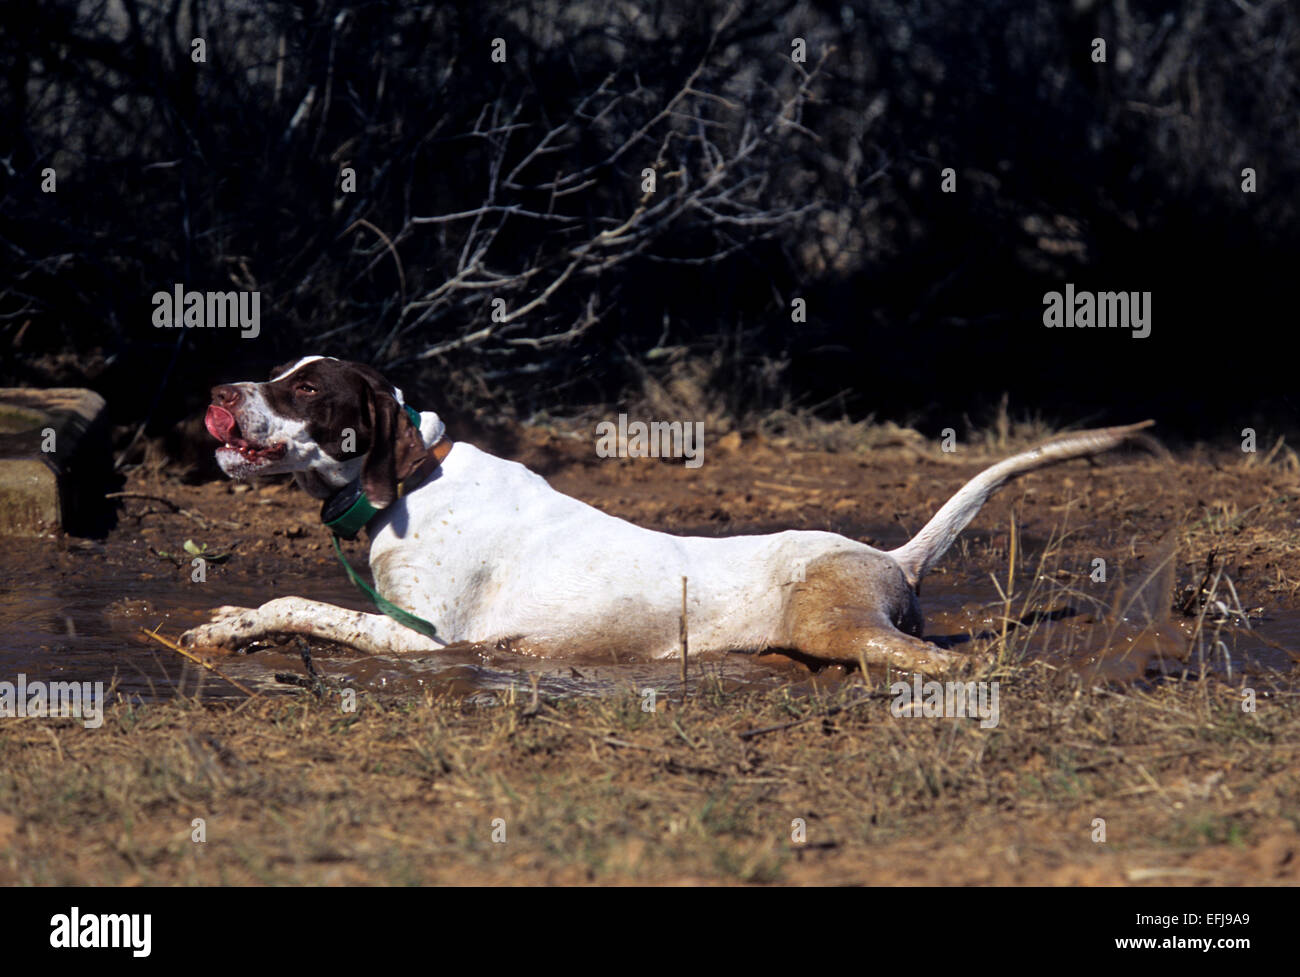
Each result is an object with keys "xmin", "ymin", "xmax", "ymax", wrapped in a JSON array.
[
  {"xmin": 138, "ymin": 627, "xmax": 259, "ymax": 697},
  {"xmin": 107, "ymin": 492, "xmax": 241, "ymax": 530},
  {"xmin": 737, "ymin": 692, "xmax": 890, "ymax": 740},
  {"xmin": 533, "ymin": 713, "xmax": 656, "ymax": 751}
]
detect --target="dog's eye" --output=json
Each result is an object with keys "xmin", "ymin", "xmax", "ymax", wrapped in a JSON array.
[{"xmin": 296, "ymin": 383, "xmax": 317, "ymax": 395}]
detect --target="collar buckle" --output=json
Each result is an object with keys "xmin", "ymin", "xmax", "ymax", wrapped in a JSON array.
[{"xmin": 321, "ymin": 482, "xmax": 380, "ymax": 540}]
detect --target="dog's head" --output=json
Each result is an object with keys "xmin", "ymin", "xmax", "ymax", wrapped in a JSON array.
[{"xmin": 204, "ymin": 355, "xmax": 437, "ymax": 505}]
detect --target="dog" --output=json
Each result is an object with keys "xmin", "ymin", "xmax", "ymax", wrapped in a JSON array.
[{"xmin": 180, "ymin": 355, "xmax": 1152, "ymax": 674}]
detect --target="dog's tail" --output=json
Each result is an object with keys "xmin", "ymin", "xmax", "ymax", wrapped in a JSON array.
[{"xmin": 888, "ymin": 421, "xmax": 1154, "ymax": 589}]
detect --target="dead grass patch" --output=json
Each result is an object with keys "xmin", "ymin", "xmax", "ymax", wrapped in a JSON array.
[{"xmin": 0, "ymin": 665, "xmax": 1295, "ymax": 885}]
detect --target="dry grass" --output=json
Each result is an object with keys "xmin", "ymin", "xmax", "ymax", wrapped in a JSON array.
[{"xmin": 0, "ymin": 657, "xmax": 1296, "ymax": 885}]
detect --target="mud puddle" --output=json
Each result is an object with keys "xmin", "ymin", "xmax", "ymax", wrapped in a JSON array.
[
  {"xmin": 3, "ymin": 443, "xmax": 1298, "ymax": 703},
  {"xmin": 3, "ymin": 550, "xmax": 1294, "ymax": 706},
  {"xmin": 0, "ymin": 571, "xmax": 362, "ymax": 701},
  {"xmin": 922, "ymin": 579, "xmax": 1298, "ymax": 682},
  {"xmin": 0, "ymin": 551, "xmax": 819, "ymax": 704}
]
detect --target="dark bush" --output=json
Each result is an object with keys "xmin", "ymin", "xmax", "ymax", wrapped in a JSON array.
[{"xmin": 1, "ymin": 0, "xmax": 1296, "ymax": 452}]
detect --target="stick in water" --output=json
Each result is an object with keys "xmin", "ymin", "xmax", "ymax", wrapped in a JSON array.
[
  {"xmin": 680, "ymin": 576, "xmax": 688, "ymax": 692},
  {"xmin": 139, "ymin": 627, "xmax": 259, "ymax": 697}
]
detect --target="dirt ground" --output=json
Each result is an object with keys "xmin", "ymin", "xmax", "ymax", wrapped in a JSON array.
[{"xmin": 1, "ymin": 422, "xmax": 1298, "ymax": 884}]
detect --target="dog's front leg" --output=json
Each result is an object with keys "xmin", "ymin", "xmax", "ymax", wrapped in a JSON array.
[{"xmin": 179, "ymin": 596, "xmax": 444, "ymax": 655}]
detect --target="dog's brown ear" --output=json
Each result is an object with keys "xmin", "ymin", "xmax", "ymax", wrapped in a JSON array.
[{"xmin": 360, "ymin": 385, "xmax": 429, "ymax": 508}]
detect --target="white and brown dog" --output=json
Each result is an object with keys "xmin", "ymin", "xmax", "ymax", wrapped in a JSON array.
[{"xmin": 181, "ymin": 355, "xmax": 1151, "ymax": 673}]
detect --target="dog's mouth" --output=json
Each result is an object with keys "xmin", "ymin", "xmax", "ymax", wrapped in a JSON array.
[{"xmin": 205, "ymin": 405, "xmax": 287, "ymax": 465}]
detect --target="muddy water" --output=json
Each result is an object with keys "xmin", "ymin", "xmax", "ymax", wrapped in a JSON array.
[
  {"xmin": 0, "ymin": 564, "xmax": 823, "ymax": 704},
  {"xmin": 921, "ymin": 582, "xmax": 1298, "ymax": 681},
  {"xmin": 1, "ymin": 529, "xmax": 1295, "ymax": 704}
]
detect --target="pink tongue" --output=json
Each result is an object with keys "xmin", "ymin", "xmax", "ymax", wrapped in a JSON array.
[{"xmin": 205, "ymin": 405, "xmax": 237, "ymax": 442}]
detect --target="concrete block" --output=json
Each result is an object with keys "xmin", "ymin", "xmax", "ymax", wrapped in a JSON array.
[{"xmin": 0, "ymin": 388, "xmax": 110, "ymax": 535}]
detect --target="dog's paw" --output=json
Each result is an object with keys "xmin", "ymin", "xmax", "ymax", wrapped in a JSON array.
[{"xmin": 180, "ymin": 608, "xmax": 264, "ymax": 650}]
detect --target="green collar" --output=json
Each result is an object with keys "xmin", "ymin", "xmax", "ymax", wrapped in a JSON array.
[
  {"xmin": 321, "ymin": 403, "xmax": 444, "ymax": 641},
  {"xmin": 320, "ymin": 404, "xmax": 424, "ymax": 540}
]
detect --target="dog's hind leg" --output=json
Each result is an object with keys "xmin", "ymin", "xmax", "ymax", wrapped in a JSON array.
[
  {"xmin": 179, "ymin": 597, "xmax": 444, "ymax": 655},
  {"xmin": 774, "ymin": 552, "xmax": 970, "ymax": 676},
  {"xmin": 784, "ymin": 607, "xmax": 963, "ymax": 675}
]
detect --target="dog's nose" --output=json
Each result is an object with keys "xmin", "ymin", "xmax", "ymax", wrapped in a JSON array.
[{"xmin": 211, "ymin": 384, "xmax": 241, "ymax": 407}]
